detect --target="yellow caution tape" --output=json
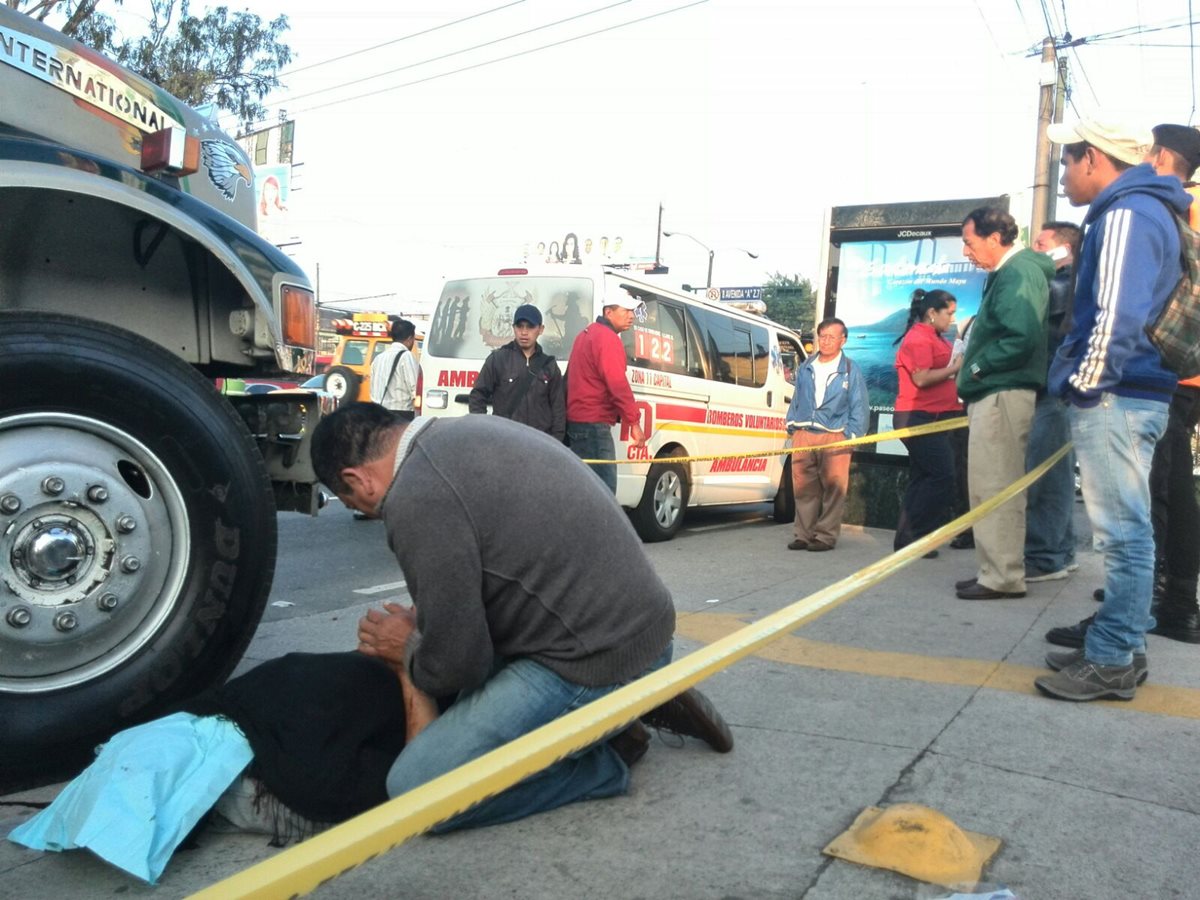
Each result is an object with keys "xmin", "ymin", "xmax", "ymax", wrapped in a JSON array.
[
  {"xmin": 580, "ymin": 415, "xmax": 968, "ymax": 465},
  {"xmin": 192, "ymin": 442, "xmax": 1070, "ymax": 900}
]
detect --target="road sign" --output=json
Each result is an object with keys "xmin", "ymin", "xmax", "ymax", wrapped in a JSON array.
[{"xmin": 711, "ymin": 286, "xmax": 763, "ymax": 302}]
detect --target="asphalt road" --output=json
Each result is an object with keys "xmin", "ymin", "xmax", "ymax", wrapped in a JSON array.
[{"xmin": 4, "ymin": 497, "xmax": 1200, "ymax": 900}]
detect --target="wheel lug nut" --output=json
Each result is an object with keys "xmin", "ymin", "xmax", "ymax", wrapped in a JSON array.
[
  {"xmin": 116, "ymin": 515, "xmax": 137, "ymax": 534},
  {"xmin": 121, "ymin": 555, "xmax": 141, "ymax": 573},
  {"xmin": 53, "ymin": 611, "xmax": 78, "ymax": 632},
  {"xmin": 0, "ymin": 495, "xmax": 20, "ymax": 515},
  {"xmin": 6, "ymin": 607, "xmax": 32, "ymax": 628},
  {"xmin": 97, "ymin": 593, "xmax": 119, "ymax": 612},
  {"xmin": 87, "ymin": 485, "xmax": 109, "ymax": 503},
  {"xmin": 42, "ymin": 476, "xmax": 65, "ymax": 496}
]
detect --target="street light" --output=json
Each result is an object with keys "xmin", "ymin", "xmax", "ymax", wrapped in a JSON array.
[{"xmin": 661, "ymin": 230, "xmax": 758, "ymax": 289}]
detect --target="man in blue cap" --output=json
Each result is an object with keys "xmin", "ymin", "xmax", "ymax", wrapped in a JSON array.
[{"xmin": 469, "ymin": 303, "xmax": 565, "ymax": 441}]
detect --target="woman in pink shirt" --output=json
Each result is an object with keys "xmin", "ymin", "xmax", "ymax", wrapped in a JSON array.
[{"xmin": 892, "ymin": 289, "xmax": 964, "ymax": 554}]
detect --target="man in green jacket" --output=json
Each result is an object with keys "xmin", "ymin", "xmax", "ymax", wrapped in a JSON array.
[{"xmin": 955, "ymin": 207, "xmax": 1054, "ymax": 600}]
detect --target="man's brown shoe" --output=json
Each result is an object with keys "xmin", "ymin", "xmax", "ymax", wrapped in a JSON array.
[
  {"xmin": 608, "ymin": 721, "xmax": 651, "ymax": 768},
  {"xmin": 787, "ymin": 539, "xmax": 808, "ymax": 550},
  {"xmin": 641, "ymin": 687, "xmax": 734, "ymax": 753}
]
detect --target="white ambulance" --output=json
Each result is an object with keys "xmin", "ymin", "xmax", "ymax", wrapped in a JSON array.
[{"xmin": 420, "ymin": 265, "xmax": 807, "ymax": 541}]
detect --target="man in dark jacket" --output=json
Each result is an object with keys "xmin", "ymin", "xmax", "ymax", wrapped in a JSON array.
[
  {"xmin": 1023, "ymin": 221, "xmax": 1082, "ymax": 584},
  {"xmin": 468, "ymin": 304, "xmax": 565, "ymax": 441},
  {"xmin": 1036, "ymin": 117, "xmax": 1191, "ymax": 702},
  {"xmin": 955, "ymin": 207, "xmax": 1053, "ymax": 601}
]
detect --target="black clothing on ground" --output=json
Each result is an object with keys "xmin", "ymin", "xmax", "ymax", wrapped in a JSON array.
[{"xmin": 181, "ymin": 652, "xmax": 407, "ymax": 824}]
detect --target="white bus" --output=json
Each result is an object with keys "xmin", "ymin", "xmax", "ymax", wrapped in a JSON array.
[{"xmin": 420, "ymin": 265, "xmax": 807, "ymax": 541}]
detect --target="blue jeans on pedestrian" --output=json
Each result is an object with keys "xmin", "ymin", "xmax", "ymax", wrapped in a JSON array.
[
  {"xmin": 567, "ymin": 421, "xmax": 617, "ymax": 493},
  {"xmin": 1024, "ymin": 392, "xmax": 1076, "ymax": 574},
  {"xmin": 386, "ymin": 642, "xmax": 673, "ymax": 832},
  {"xmin": 1071, "ymin": 394, "xmax": 1168, "ymax": 666}
]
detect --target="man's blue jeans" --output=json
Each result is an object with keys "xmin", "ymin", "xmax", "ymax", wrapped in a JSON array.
[
  {"xmin": 1024, "ymin": 393, "xmax": 1076, "ymax": 574},
  {"xmin": 1071, "ymin": 394, "xmax": 1168, "ymax": 666},
  {"xmin": 386, "ymin": 643, "xmax": 673, "ymax": 832},
  {"xmin": 567, "ymin": 421, "xmax": 617, "ymax": 493}
]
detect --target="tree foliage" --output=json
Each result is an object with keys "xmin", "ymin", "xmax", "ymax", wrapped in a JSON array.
[
  {"xmin": 9, "ymin": 0, "xmax": 291, "ymax": 127},
  {"xmin": 762, "ymin": 272, "xmax": 817, "ymax": 334}
]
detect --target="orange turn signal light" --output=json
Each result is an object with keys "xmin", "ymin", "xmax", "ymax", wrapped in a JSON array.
[
  {"xmin": 280, "ymin": 284, "xmax": 316, "ymax": 349},
  {"xmin": 141, "ymin": 126, "xmax": 200, "ymax": 176}
]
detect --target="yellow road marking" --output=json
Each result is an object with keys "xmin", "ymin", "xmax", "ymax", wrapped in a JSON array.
[{"xmin": 677, "ymin": 611, "xmax": 1200, "ymax": 719}]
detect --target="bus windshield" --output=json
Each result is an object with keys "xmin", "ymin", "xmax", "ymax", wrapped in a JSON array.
[{"xmin": 427, "ymin": 276, "xmax": 595, "ymax": 361}]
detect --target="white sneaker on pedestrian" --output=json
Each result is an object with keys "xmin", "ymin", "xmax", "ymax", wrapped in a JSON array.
[{"xmin": 1025, "ymin": 567, "xmax": 1070, "ymax": 583}]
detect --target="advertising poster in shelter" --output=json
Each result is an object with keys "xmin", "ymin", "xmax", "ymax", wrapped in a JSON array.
[{"xmin": 834, "ymin": 236, "xmax": 987, "ymax": 412}]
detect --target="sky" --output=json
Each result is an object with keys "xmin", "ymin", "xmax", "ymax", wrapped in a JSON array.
[{"xmin": 104, "ymin": 0, "xmax": 1200, "ymax": 316}]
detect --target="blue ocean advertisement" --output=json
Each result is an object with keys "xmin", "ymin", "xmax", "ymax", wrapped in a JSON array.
[{"xmin": 836, "ymin": 236, "xmax": 988, "ymax": 412}]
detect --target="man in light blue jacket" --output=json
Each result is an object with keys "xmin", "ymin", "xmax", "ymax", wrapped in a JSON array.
[{"xmin": 784, "ymin": 317, "xmax": 869, "ymax": 552}]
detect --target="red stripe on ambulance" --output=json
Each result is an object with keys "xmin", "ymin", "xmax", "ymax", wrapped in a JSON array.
[{"xmin": 655, "ymin": 403, "xmax": 706, "ymax": 423}]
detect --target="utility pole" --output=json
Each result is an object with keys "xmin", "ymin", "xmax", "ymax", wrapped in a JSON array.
[
  {"xmin": 1045, "ymin": 55, "xmax": 1069, "ymax": 225},
  {"xmin": 654, "ymin": 202, "xmax": 663, "ymax": 268},
  {"xmin": 1031, "ymin": 37, "xmax": 1058, "ymax": 237}
]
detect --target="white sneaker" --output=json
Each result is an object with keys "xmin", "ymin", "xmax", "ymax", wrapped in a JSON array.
[{"xmin": 1026, "ymin": 567, "xmax": 1070, "ymax": 583}]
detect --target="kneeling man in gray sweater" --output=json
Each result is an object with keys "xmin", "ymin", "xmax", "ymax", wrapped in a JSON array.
[{"xmin": 311, "ymin": 403, "xmax": 732, "ymax": 831}]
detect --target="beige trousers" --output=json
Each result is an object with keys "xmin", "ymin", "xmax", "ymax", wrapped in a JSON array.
[{"xmin": 967, "ymin": 389, "xmax": 1036, "ymax": 592}]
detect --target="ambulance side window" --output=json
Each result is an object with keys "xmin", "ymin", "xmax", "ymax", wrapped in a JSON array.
[
  {"xmin": 623, "ymin": 294, "xmax": 697, "ymax": 377},
  {"xmin": 748, "ymin": 324, "xmax": 770, "ymax": 388}
]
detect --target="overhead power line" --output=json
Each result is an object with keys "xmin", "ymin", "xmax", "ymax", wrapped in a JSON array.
[
  {"xmin": 281, "ymin": 1, "xmax": 527, "ymax": 78},
  {"xmin": 272, "ymin": 0, "xmax": 633, "ymax": 110},
  {"xmin": 285, "ymin": 0, "xmax": 710, "ymax": 118}
]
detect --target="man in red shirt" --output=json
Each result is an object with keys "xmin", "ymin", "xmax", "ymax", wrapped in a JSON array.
[{"xmin": 567, "ymin": 290, "xmax": 646, "ymax": 492}]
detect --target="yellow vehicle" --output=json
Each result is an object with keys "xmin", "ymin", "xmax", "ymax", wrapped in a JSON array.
[
  {"xmin": 323, "ymin": 312, "xmax": 423, "ymax": 403},
  {"xmin": 324, "ymin": 312, "xmax": 392, "ymax": 403}
]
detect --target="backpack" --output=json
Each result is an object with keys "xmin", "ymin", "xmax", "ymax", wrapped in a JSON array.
[{"xmin": 1146, "ymin": 208, "xmax": 1200, "ymax": 378}]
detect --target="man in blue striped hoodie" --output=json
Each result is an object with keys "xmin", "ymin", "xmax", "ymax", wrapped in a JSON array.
[{"xmin": 1036, "ymin": 117, "xmax": 1193, "ymax": 702}]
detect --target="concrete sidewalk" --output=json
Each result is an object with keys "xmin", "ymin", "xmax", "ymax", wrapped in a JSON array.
[{"xmin": 3, "ymin": 510, "xmax": 1198, "ymax": 899}]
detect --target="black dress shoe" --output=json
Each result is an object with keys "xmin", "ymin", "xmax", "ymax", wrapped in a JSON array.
[
  {"xmin": 950, "ymin": 532, "xmax": 975, "ymax": 550},
  {"xmin": 955, "ymin": 576, "xmax": 978, "ymax": 590},
  {"xmin": 641, "ymin": 687, "xmax": 734, "ymax": 753},
  {"xmin": 956, "ymin": 583, "xmax": 1026, "ymax": 600},
  {"xmin": 1150, "ymin": 609, "xmax": 1200, "ymax": 644},
  {"xmin": 1045, "ymin": 613, "xmax": 1094, "ymax": 648},
  {"xmin": 923, "ymin": 550, "xmax": 939, "ymax": 559}
]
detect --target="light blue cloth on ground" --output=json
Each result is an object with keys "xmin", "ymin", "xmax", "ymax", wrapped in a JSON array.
[{"xmin": 7, "ymin": 712, "xmax": 252, "ymax": 883}]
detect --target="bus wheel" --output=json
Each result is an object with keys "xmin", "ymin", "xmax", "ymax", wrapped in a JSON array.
[
  {"xmin": 0, "ymin": 312, "xmax": 276, "ymax": 780},
  {"xmin": 324, "ymin": 366, "xmax": 362, "ymax": 403},
  {"xmin": 631, "ymin": 460, "xmax": 689, "ymax": 542},
  {"xmin": 773, "ymin": 458, "xmax": 795, "ymax": 523}
]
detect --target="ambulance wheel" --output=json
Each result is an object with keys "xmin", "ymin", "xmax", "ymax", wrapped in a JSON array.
[
  {"xmin": 0, "ymin": 312, "xmax": 276, "ymax": 781},
  {"xmin": 324, "ymin": 366, "xmax": 361, "ymax": 403},
  {"xmin": 631, "ymin": 461, "xmax": 689, "ymax": 542},
  {"xmin": 773, "ymin": 458, "xmax": 795, "ymax": 523}
]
